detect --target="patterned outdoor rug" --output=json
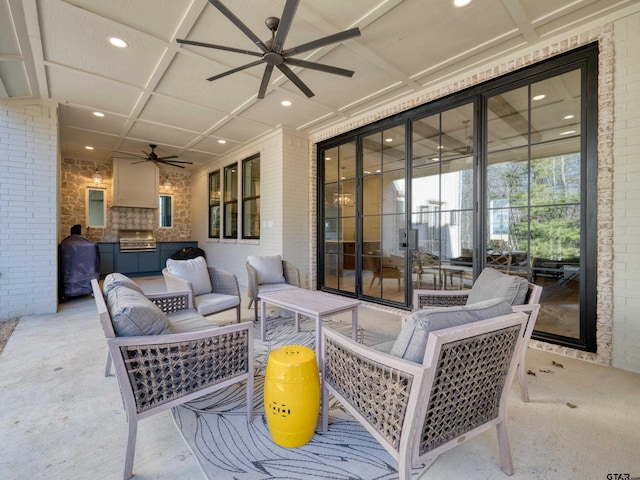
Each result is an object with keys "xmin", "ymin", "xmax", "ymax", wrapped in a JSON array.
[{"xmin": 172, "ymin": 316, "xmax": 427, "ymax": 480}]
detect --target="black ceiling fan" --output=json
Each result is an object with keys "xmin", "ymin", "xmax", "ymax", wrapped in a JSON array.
[
  {"xmin": 112, "ymin": 144, "xmax": 193, "ymax": 169},
  {"xmin": 177, "ymin": 0, "xmax": 361, "ymax": 99}
]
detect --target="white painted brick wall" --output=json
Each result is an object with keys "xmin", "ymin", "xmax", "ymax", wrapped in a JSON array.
[
  {"xmin": 612, "ymin": 12, "xmax": 640, "ymax": 372},
  {"xmin": 0, "ymin": 100, "xmax": 59, "ymax": 319}
]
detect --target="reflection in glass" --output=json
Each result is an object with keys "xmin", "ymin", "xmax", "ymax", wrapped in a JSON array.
[
  {"xmin": 86, "ymin": 188, "xmax": 106, "ymax": 228},
  {"xmin": 159, "ymin": 194, "xmax": 172, "ymax": 228},
  {"xmin": 486, "ymin": 69, "xmax": 582, "ymax": 340}
]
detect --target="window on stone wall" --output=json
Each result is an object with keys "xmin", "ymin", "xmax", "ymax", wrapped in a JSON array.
[{"xmin": 242, "ymin": 154, "xmax": 260, "ymax": 239}]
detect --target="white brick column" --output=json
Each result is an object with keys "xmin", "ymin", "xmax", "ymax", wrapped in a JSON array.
[{"xmin": 0, "ymin": 100, "xmax": 59, "ymax": 319}]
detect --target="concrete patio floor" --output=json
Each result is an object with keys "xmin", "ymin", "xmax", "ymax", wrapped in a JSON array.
[{"xmin": 0, "ymin": 277, "xmax": 639, "ymax": 479}]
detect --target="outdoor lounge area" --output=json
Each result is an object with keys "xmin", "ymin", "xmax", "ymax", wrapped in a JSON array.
[
  {"xmin": 0, "ymin": 277, "xmax": 639, "ymax": 479},
  {"xmin": 2, "ymin": 1, "xmax": 640, "ymax": 479}
]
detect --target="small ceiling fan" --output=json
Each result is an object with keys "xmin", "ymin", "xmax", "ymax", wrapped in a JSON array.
[
  {"xmin": 112, "ymin": 144, "xmax": 193, "ymax": 169},
  {"xmin": 176, "ymin": 0, "xmax": 361, "ymax": 99}
]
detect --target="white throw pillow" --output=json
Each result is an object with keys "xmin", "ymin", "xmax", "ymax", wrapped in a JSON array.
[
  {"xmin": 247, "ymin": 255, "xmax": 285, "ymax": 285},
  {"xmin": 166, "ymin": 257, "xmax": 212, "ymax": 296}
]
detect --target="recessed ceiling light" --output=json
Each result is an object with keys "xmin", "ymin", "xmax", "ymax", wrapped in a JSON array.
[
  {"xmin": 92, "ymin": 111, "xmax": 104, "ymax": 117},
  {"xmin": 385, "ymin": 138, "xmax": 393, "ymax": 143},
  {"xmin": 533, "ymin": 94, "xmax": 546, "ymax": 101},
  {"xmin": 453, "ymin": 0, "xmax": 472, "ymax": 6},
  {"xmin": 564, "ymin": 114, "xmax": 575, "ymax": 120},
  {"xmin": 109, "ymin": 37, "xmax": 128, "ymax": 48},
  {"xmin": 325, "ymin": 157, "xmax": 331, "ymax": 161},
  {"xmin": 560, "ymin": 130, "xmax": 576, "ymax": 136},
  {"xmin": 85, "ymin": 146, "xmax": 94, "ymax": 150},
  {"xmin": 281, "ymin": 100, "xmax": 292, "ymax": 107},
  {"xmin": 218, "ymin": 139, "xmax": 226, "ymax": 144}
]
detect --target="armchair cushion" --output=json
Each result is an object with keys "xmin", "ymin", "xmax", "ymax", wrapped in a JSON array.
[
  {"xmin": 247, "ymin": 255, "xmax": 285, "ymax": 285},
  {"xmin": 106, "ymin": 285, "xmax": 173, "ymax": 337},
  {"xmin": 166, "ymin": 309, "xmax": 217, "ymax": 333},
  {"xmin": 102, "ymin": 272, "xmax": 145, "ymax": 297},
  {"xmin": 466, "ymin": 267, "xmax": 529, "ymax": 306},
  {"xmin": 390, "ymin": 298, "xmax": 512, "ymax": 363},
  {"xmin": 194, "ymin": 293, "xmax": 240, "ymax": 317},
  {"xmin": 166, "ymin": 256, "xmax": 212, "ymax": 296}
]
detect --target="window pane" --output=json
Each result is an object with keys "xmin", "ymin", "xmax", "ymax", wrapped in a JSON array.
[
  {"xmin": 209, "ymin": 171, "xmax": 221, "ymax": 237},
  {"xmin": 487, "ymin": 148, "xmax": 529, "ymax": 208},
  {"xmin": 243, "ymin": 198, "xmax": 260, "ymax": 237},
  {"xmin": 224, "ymin": 203, "xmax": 237, "ymax": 238},
  {"xmin": 224, "ymin": 164, "xmax": 237, "ymax": 238},
  {"xmin": 487, "ymin": 85, "xmax": 529, "ymax": 152},
  {"xmin": 159, "ymin": 195, "xmax": 172, "ymax": 228},
  {"xmin": 243, "ymin": 156, "xmax": 260, "ymax": 197}
]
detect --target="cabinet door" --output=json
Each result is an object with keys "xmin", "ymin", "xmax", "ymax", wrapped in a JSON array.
[
  {"xmin": 98, "ymin": 244, "xmax": 115, "ymax": 275},
  {"xmin": 116, "ymin": 252, "xmax": 140, "ymax": 274},
  {"xmin": 138, "ymin": 251, "xmax": 160, "ymax": 273}
]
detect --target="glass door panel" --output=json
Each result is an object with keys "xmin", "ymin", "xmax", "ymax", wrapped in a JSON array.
[
  {"xmin": 411, "ymin": 103, "xmax": 475, "ymax": 292},
  {"xmin": 323, "ymin": 142, "xmax": 356, "ymax": 294},
  {"xmin": 486, "ymin": 69, "xmax": 582, "ymax": 340},
  {"xmin": 362, "ymin": 128, "xmax": 406, "ymax": 303}
]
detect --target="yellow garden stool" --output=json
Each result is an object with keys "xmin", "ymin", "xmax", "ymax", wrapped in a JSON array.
[{"xmin": 264, "ymin": 345, "xmax": 320, "ymax": 448}]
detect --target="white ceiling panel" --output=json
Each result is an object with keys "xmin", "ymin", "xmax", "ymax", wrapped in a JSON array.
[
  {"xmin": 59, "ymin": 105, "xmax": 127, "ymax": 136},
  {"xmin": 127, "ymin": 120, "xmax": 200, "ymax": 148},
  {"xmin": 1, "ymin": 0, "xmax": 637, "ymax": 171},
  {"xmin": 46, "ymin": 65, "xmax": 142, "ymax": 114},
  {"xmin": 139, "ymin": 95, "xmax": 227, "ymax": 133},
  {"xmin": 38, "ymin": 1, "xmax": 167, "ymax": 87}
]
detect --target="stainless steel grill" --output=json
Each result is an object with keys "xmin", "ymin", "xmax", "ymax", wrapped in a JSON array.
[{"xmin": 119, "ymin": 230, "xmax": 156, "ymax": 252}]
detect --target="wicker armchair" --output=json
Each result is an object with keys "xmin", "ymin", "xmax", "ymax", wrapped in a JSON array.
[
  {"xmin": 163, "ymin": 259, "xmax": 241, "ymax": 322},
  {"xmin": 91, "ymin": 279, "xmax": 254, "ymax": 480},
  {"xmin": 246, "ymin": 256, "xmax": 300, "ymax": 321},
  {"xmin": 322, "ymin": 311, "xmax": 528, "ymax": 480},
  {"xmin": 413, "ymin": 268, "xmax": 543, "ymax": 402}
]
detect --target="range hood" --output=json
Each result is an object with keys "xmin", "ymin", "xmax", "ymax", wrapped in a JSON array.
[{"xmin": 113, "ymin": 159, "xmax": 159, "ymax": 208}]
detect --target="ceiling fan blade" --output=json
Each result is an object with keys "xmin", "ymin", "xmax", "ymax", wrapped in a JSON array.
[
  {"xmin": 158, "ymin": 161, "xmax": 187, "ymax": 168},
  {"xmin": 113, "ymin": 151, "xmax": 148, "ymax": 159},
  {"xmin": 161, "ymin": 160, "xmax": 193, "ymax": 164},
  {"xmin": 277, "ymin": 63, "xmax": 314, "ymax": 98},
  {"xmin": 157, "ymin": 155, "xmax": 179, "ymax": 160},
  {"xmin": 208, "ymin": 0, "xmax": 269, "ymax": 53},
  {"xmin": 258, "ymin": 64, "xmax": 275, "ymax": 99},
  {"xmin": 272, "ymin": 0, "xmax": 299, "ymax": 53},
  {"xmin": 176, "ymin": 39, "xmax": 262, "ymax": 58},
  {"xmin": 283, "ymin": 27, "xmax": 361, "ymax": 57},
  {"xmin": 207, "ymin": 59, "xmax": 264, "ymax": 81},
  {"xmin": 285, "ymin": 58, "xmax": 355, "ymax": 77}
]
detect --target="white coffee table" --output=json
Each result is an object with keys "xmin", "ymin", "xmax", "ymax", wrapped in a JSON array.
[{"xmin": 258, "ymin": 288, "xmax": 360, "ymax": 366}]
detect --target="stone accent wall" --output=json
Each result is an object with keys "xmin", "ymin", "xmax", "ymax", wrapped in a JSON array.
[
  {"xmin": 308, "ymin": 25, "xmax": 616, "ymax": 367},
  {"xmin": 60, "ymin": 158, "xmax": 191, "ymax": 242}
]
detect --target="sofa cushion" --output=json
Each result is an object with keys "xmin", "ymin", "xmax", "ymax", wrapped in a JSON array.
[
  {"xmin": 106, "ymin": 286, "xmax": 173, "ymax": 336},
  {"xmin": 167, "ymin": 309, "xmax": 217, "ymax": 333},
  {"xmin": 248, "ymin": 255, "xmax": 285, "ymax": 285},
  {"xmin": 102, "ymin": 272, "xmax": 145, "ymax": 297},
  {"xmin": 389, "ymin": 298, "xmax": 513, "ymax": 363},
  {"xmin": 166, "ymin": 256, "xmax": 212, "ymax": 296},
  {"xmin": 465, "ymin": 267, "xmax": 529, "ymax": 306},
  {"xmin": 194, "ymin": 293, "xmax": 240, "ymax": 316}
]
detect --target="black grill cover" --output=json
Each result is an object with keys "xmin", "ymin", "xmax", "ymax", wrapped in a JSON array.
[
  {"xmin": 170, "ymin": 247, "xmax": 205, "ymax": 260},
  {"xmin": 58, "ymin": 235, "xmax": 100, "ymax": 300}
]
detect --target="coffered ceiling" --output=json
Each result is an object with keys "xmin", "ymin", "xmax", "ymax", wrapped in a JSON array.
[{"xmin": 1, "ymin": 0, "xmax": 638, "ymax": 170}]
